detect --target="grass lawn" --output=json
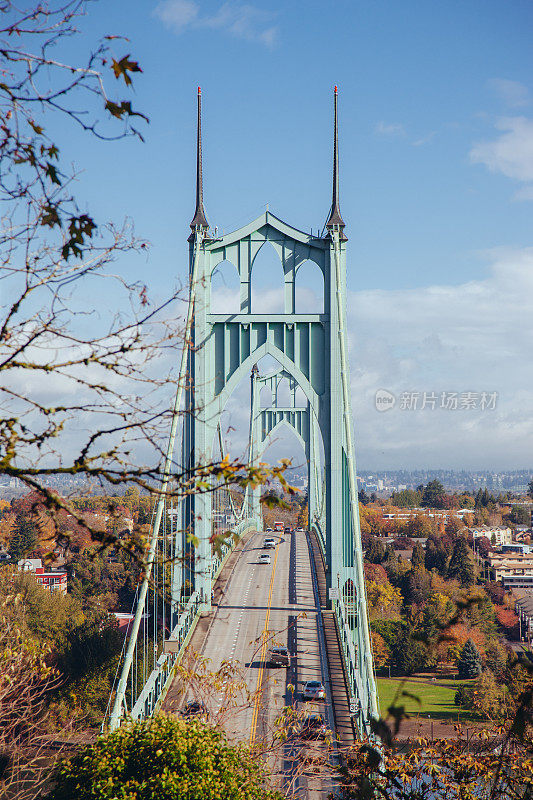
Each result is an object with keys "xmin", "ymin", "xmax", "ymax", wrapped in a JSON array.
[{"xmin": 377, "ymin": 677, "xmax": 478, "ymax": 721}]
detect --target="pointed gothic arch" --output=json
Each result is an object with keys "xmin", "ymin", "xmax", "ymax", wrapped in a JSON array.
[
  {"xmin": 250, "ymin": 241, "xmax": 284, "ymax": 314},
  {"xmin": 210, "ymin": 258, "xmax": 239, "ymax": 313},
  {"xmin": 295, "ymin": 258, "xmax": 325, "ymax": 314}
]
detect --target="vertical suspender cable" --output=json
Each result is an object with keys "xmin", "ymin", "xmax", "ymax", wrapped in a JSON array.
[
  {"xmin": 332, "ymin": 229, "xmax": 379, "ymax": 720},
  {"xmin": 109, "ymin": 230, "xmax": 204, "ymax": 731},
  {"xmin": 217, "ymin": 421, "xmax": 250, "ymax": 522}
]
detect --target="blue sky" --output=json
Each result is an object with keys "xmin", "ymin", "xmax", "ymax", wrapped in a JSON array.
[{"xmin": 50, "ymin": 0, "xmax": 533, "ymax": 470}]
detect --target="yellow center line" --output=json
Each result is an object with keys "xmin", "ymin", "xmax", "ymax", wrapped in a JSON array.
[{"xmin": 249, "ymin": 540, "xmax": 280, "ymax": 746}]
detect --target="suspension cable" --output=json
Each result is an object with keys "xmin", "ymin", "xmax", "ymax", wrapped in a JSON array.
[
  {"xmin": 216, "ymin": 421, "xmax": 249, "ymax": 521},
  {"xmin": 109, "ymin": 229, "xmax": 205, "ymax": 730}
]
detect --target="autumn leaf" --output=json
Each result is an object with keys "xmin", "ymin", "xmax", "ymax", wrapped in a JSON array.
[
  {"xmin": 45, "ymin": 161, "xmax": 61, "ymax": 185},
  {"xmin": 111, "ymin": 54, "xmax": 142, "ymax": 86}
]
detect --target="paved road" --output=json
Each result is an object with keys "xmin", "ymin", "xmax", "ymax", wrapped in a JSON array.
[{"xmin": 171, "ymin": 529, "xmax": 335, "ymax": 798}]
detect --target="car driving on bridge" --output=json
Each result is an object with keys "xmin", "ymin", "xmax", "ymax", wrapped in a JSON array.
[
  {"xmin": 269, "ymin": 646, "xmax": 290, "ymax": 667},
  {"xmin": 181, "ymin": 700, "xmax": 208, "ymax": 720},
  {"xmin": 300, "ymin": 713, "xmax": 328, "ymax": 740},
  {"xmin": 303, "ymin": 680, "xmax": 325, "ymax": 701},
  {"xmin": 263, "ymin": 538, "xmax": 276, "ymax": 548},
  {"xmin": 258, "ymin": 553, "xmax": 271, "ymax": 564}
]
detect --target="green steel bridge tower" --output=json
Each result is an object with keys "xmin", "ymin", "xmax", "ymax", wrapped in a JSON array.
[{"xmin": 107, "ymin": 87, "xmax": 378, "ymax": 737}]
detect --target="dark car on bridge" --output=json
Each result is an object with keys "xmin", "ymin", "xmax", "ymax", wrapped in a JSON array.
[
  {"xmin": 300, "ymin": 713, "xmax": 327, "ymax": 740},
  {"xmin": 269, "ymin": 646, "xmax": 290, "ymax": 667},
  {"xmin": 181, "ymin": 700, "xmax": 208, "ymax": 719}
]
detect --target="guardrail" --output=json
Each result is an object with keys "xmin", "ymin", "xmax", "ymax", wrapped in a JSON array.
[
  {"xmin": 308, "ymin": 525, "xmax": 375, "ymax": 738},
  {"xmin": 332, "ymin": 594, "xmax": 372, "ymax": 737},
  {"xmin": 133, "ymin": 590, "xmax": 202, "ymax": 720},
  {"xmin": 108, "ymin": 516, "xmax": 258, "ymax": 728},
  {"xmin": 311, "ymin": 521, "xmax": 327, "ymax": 568}
]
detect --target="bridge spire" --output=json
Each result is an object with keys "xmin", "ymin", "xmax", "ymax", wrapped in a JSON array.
[
  {"xmin": 190, "ymin": 86, "xmax": 209, "ymax": 233},
  {"xmin": 326, "ymin": 85, "xmax": 346, "ymax": 237}
]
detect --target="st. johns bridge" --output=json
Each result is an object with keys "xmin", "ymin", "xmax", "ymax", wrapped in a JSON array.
[{"xmin": 104, "ymin": 86, "xmax": 378, "ymax": 797}]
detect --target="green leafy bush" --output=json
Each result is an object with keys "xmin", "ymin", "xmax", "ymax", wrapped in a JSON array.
[{"xmin": 46, "ymin": 715, "xmax": 282, "ymax": 800}]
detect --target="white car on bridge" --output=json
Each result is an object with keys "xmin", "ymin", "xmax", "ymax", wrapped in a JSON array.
[
  {"xmin": 303, "ymin": 680, "xmax": 325, "ymax": 701},
  {"xmin": 263, "ymin": 538, "xmax": 276, "ymax": 548}
]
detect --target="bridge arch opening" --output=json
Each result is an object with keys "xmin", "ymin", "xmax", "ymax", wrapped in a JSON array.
[
  {"xmin": 260, "ymin": 421, "xmax": 307, "ymax": 509},
  {"xmin": 251, "ymin": 241, "xmax": 284, "ymax": 314},
  {"xmin": 215, "ymin": 373, "xmax": 251, "ymax": 524},
  {"xmin": 294, "ymin": 385, "xmax": 307, "ymax": 407},
  {"xmin": 211, "ymin": 259, "xmax": 239, "ymax": 313},
  {"xmin": 275, "ymin": 376, "xmax": 291, "ymax": 407},
  {"xmin": 217, "ymin": 372, "xmax": 251, "ymax": 465},
  {"xmin": 215, "ymin": 351, "xmax": 326, "ymax": 539},
  {"xmin": 295, "ymin": 259, "xmax": 324, "ymax": 314},
  {"xmin": 259, "ymin": 385, "xmax": 273, "ymax": 408}
]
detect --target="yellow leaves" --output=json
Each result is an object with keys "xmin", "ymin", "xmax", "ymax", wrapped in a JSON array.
[
  {"xmin": 370, "ymin": 631, "xmax": 390, "ymax": 668},
  {"xmin": 367, "ymin": 579, "xmax": 403, "ymax": 620}
]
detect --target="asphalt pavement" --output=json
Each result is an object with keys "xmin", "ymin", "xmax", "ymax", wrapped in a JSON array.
[{"xmin": 170, "ymin": 529, "xmax": 335, "ymax": 798}]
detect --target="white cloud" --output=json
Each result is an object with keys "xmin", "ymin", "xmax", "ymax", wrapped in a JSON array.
[
  {"xmin": 487, "ymin": 78, "xmax": 529, "ymax": 109},
  {"xmin": 412, "ymin": 131, "xmax": 435, "ymax": 147},
  {"xmin": 375, "ymin": 121, "xmax": 436, "ymax": 148},
  {"xmin": 514, "ymin": 184, "xmax": 533, "ymax": 201},
  {"xmin": 470, "ymin": 116, "xmax": 533, "ymax": 199},
  {"xmin": 346, "ymin": 247, "xmax": 533, "ymax": 468},
  {"xmin": 154, "ymin": 0, "xmax": 278, "ymax": 46},
  {"xmin": 375, "ymin": 121, "xmax": 406, "ymax": 137},
  {"xmin": 155, "ymin": 0, "xmax": 199, "ymax": 29}
]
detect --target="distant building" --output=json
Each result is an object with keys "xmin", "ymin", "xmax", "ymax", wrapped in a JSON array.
[
  {"xmin": 18, "ymin": 558, "xmax": 67, "ymax": 594},
  {"xmin": 515, "ymin": 527, "xmax": 532, "ymax": 542},
  {"xmin": 501, "ymin": 543, "xmax": 531, "ymax": 555},
  {"xmin": 468, "ymin": 526, "xmax": 512, "ymax": 546},
  {"xmin": 485, "ymin": 552, "xmax": 533, "ymax": 590},
  {"xmin": 382, "ymin": 508, "xmax": 472, "ymax": 524}
]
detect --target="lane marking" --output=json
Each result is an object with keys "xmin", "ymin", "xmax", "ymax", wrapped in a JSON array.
[{"xmin": 249, "ymin": 540, "xmax": 281, "ymax": 746}]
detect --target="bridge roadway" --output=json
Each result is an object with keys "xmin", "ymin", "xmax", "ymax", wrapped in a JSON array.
[{"xmin": 164, "ymin": 529, "xmax": 336, "ymax": 798}]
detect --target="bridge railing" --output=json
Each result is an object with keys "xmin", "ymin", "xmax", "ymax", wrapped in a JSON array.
[
  {"xmin": 310, "ymin": 520, "xmax": 377, "ymax": 737},
  {"xmin": 104, "ymin": 516, "xmax": 257, "ymax": 731},
  {"xmin": 331, "ymin": 593, "xmax": 374, "ymax": 737},
  {"xmin": 311, "ymin": 520, "xmax": 327, "ymax": 567}
]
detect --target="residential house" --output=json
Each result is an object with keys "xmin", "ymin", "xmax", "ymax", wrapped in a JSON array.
[{"xmin": 18, "ymin": 558, "xmax": 67, "ymax": 594}]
